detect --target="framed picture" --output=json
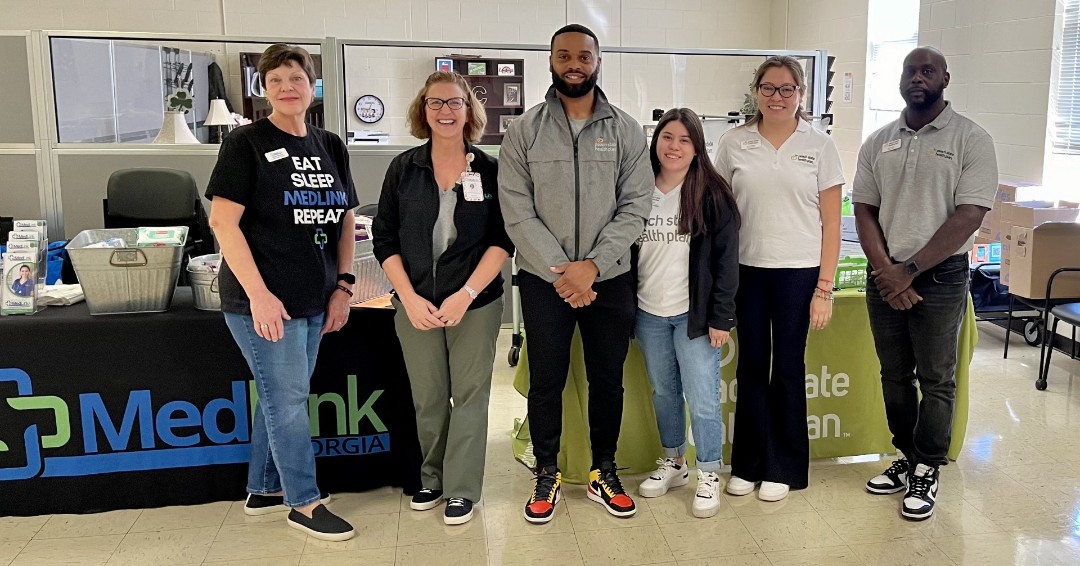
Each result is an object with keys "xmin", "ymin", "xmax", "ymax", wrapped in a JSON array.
[
  {"xmin": 503, "ymin": 83, "xmax": 521, "ymax": 106},
  {"xmin": 467, "ymin": 61, "xmax": 487, "ymax": 75},
  {"xmin": 436, "ymin": 58, "xmax": 453, "ymax": 72},
  {"xmin": 499, "ymin": 115, "xmax": 516, "ymax": 133},
  {"xmin": 497, "ymin": 63, "xmax": 516, "ymax": 76}
]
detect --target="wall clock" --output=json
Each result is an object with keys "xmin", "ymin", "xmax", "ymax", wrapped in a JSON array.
[{"xmin": 354, "ymin": 95, "xmax": 384, "ymax": 124}]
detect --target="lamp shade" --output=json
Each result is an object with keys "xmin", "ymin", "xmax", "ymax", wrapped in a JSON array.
[{"xmin": 205, "ymin": 99, "xmax": 236, "ymax": 126}]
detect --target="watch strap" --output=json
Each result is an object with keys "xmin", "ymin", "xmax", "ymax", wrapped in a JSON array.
[
  {"xmin": 463, "ymin": 284, "xmax": 478, "ymax": 300},
  {"xmin": 337, "ymin": 273, "xmax": 356, "ymax": 285}
]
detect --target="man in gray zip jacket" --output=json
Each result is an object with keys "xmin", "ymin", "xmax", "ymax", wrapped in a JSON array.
[{"xmin": 499, "ymin": 24, "xmax": 652, "ymax": 525}]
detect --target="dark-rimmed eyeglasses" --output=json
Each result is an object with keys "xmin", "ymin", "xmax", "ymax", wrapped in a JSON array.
[
  {"xmin": 425, "ymin": 97, "xmax": 467, "ymax": 110},
  {"xmin": 757, "ymin": 84, "xmax": 799, "ymax": 98}
]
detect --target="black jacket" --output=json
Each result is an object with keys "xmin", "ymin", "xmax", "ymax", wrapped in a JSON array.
[
  {"xmin": 634, "ymin": 191, "xmax": 739, "ymax": 339},
  {"xmin": 372, "ymin": 141, "xmax": 514, "ymax": 310}
]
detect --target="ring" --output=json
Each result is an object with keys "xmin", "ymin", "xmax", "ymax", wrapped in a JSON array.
[
  {"xmin": 260, "ymin": 324, "xmax": 268, "ymax": 329},
  {"xmin": 447, "ymin": 320, "xmax": 455, "ymax": 325}
]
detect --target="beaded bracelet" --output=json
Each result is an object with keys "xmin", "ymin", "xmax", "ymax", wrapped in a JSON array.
[{"xmin": 813, "ymin": 287, "xmax": 834, "ymax": 302}]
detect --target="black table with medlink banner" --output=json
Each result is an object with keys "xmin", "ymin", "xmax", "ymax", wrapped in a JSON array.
[{"xmin": 0, "ymin": 288, "xmax": 421, "ymax": 516}]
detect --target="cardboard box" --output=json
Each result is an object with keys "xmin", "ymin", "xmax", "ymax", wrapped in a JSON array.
[
  {"xmin": 979, "ymin": 183, "xmax": 1052, "ymax": 241},
  {"xmin": 995, "ymin": 181, "xmax": 1045, "ymax": 204},
  {"xmin": 1005, "ymin": 222, "xmax": 1080, "ymax": 299},
  {"xmin": 999, "ymin": 201, "xmax": 1080, "ymax": 284}
]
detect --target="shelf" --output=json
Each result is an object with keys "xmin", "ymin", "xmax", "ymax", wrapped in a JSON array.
[
  {"xmin": 463, "ymin": 74, "xmax": 523, "ymax": 78},
  {"xmin": 483, "ymin": 105, "xmax": 524, "ymax": 109}
]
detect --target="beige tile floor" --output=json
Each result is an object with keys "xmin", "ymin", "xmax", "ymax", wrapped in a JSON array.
[{"xmin": 6, "ymin": 323, "xmax": 1080, "ymax": 565}]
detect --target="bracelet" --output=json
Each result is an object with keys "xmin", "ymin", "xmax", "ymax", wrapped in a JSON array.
[
  {"xmin": 335, "ymin": 284, "xmax": 354, "ymax": 297},
  {"xmin": 813, "ymin": 287, "xmax": 834, "ymax": 302},
  {"xmin": 816, "ymin": 286, "xmax": 833, "ymax": 294},
  {"xmin": 818, "ymin": 277, "xmax": 832, "ymax": 284}
]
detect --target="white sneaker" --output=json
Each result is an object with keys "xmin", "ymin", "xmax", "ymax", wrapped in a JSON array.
[
  {"xmin": 725, "ymin": 475, "xmax": 757, "ymax": 496},
  {"xmin": 638, "ymin": 458, "xmax": 689, "ymax": 498},
  {"xmin": 758, "ymin": 481, "xmax": 789, "ymax": 502},
  {"xmin": 693, "ymin": 470, "xmax": 721, "ymax": 518}
]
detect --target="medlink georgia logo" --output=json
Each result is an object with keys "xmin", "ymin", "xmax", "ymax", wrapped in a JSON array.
[{"xmin": 0, "ymin": 368, "xmax": 389, "ymax": 481}]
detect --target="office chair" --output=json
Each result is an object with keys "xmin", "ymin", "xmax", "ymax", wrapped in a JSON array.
[
  {"xmin": 101, "ymin": 168, "xmax": 215, "ymax": 284},
  {"xmin": 356, "ymin": 203, "xmax": 379, "ymax": 218}
]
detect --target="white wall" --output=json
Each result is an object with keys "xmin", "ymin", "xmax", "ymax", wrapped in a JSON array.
[
  {"xmin": 0, "ymin": 0, "xmax": 772, "ymax": 48},
  {"xmin": 771, "ymin": 0, "xmax": 870, "ymax": 186},
  {"xmin": 920, "ymin": 0, "xmax": 1056, "ymax": 184}
]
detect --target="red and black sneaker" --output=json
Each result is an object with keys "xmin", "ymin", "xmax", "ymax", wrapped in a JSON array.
[
  {"xmin": 524, "ymin": 467, "xmax": 562, "ymax": 524},
  {"xmin": 587, "ymin": 461, "xmax": 636, "ymax": 517}
]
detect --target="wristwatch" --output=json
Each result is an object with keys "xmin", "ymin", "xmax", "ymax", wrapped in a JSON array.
[
  {"xmin": 903, "ymin": 260, "xmax": 921, "ymax": 277},
  {"xmin": 462, "ymin": 284, "xmax": 479, "ymax": 300},
  {"xmin": 337, "ymin": 273, "xmax": 356, "ymax": 285}
]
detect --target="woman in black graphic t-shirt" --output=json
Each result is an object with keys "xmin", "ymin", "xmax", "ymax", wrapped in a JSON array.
[{"xmin": 205, "ymin": 44, "xmax": 357, "ymax": 542}]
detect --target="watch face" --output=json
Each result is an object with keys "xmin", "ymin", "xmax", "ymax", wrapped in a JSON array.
[{"xmin": 354, "ymin": 95, "xmax": 385, "ymax": 124}]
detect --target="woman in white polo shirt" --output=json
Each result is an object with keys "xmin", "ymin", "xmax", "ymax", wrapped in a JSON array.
[
  {"xmin": 714, "ymin": 56, "xmax": 843, "ymax": 502},
  {"xmin": 634, "ymin": 108, "xmax": 739, "ymax": 519}
]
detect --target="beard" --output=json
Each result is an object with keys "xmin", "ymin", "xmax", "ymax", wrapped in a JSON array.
[
  {"xmin": 551, "ymin": 67, "xmax": 600, "ymax": 98},
  {"xmin": 902, "ymin": 85, "xmax": 944, "ymax": 110}
]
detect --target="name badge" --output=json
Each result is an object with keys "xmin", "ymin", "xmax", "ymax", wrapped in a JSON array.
[
  {"xmin": 881, "ymin": 139, "xmax": 902, "ymax": 153},
  {"xmin": 740, "ymin": 139, "xmax": 761, "ymax": 150},
  {"xmin": 462, "ymin": 172, "xmax": 483, "ymax": 202},
  {"xmin": 265, "ymin": 148, "xmax": 289, "ymax": 162}
]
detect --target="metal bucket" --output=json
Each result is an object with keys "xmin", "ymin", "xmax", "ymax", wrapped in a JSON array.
[{"xmin": 66, "ymin": 227, "xmax": 187, "ymax": 315}]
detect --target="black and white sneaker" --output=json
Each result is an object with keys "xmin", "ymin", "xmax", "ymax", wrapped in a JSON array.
[
  {"xmin": 638, "ymin": 458, "xmax": 689, "ymax": 498},
  {"xmin": 443, "ymin": 497, "xmax": 474, "ymax": 525},
  {"xmin": 286, "ymin": 504, "xmax": 355, "ymax": 541},
  {"xmin": 866, "ymin": 452, "xmax": 910, "ymax": 495},
  {"xmin": 244, "ymin": 491, "xmax": 331, "ymax": 516},
  {"xmin": 901, "ymin": 463, "xmax": 939, "ymax": 521},
  {"xmin": 410, "ymin": 488, "xmax": 444, "ymax": 511}
]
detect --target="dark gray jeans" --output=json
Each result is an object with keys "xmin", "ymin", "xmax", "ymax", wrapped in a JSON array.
[{"xmin": 865, "ymin": 254, "xmax": 969, "ymax": 467}]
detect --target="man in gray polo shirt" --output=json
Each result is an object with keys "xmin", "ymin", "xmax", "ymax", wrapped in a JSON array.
[{"xmin": 853, "ymin": 47, "xmax": 997, "ymax": 521}]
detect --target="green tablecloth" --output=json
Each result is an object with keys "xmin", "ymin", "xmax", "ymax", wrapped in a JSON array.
[{"xmin": 512, "ymin": 290, "xmax": 977, "ymax": 484}]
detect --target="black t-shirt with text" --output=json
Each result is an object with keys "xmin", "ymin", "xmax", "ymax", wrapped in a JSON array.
[{"xmin": 205, "ymin": 119, "xmax": 359, "ymax": 318}]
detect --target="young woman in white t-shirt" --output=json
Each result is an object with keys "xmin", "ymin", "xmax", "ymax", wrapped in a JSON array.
[
  {"xmin": 634, "ymin": 108, "xmax": 740, "ymax": 518},
  {"xmin": 714, "ymin": 56, "xmax": 844, "ymax": 502}
]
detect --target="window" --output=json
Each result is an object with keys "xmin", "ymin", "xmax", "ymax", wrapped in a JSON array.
[
  {"xmin": 863, "ymin": 0, "xmax": 919, "ymax": 139},
  {"xmin": 1051, "ymin": 0, "xmax": 1080, "ymax": 155}
]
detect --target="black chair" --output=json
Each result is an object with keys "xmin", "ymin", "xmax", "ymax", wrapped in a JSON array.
[
  {"xmin": 356, "ymin": 203, "xmax": 379, "ymax": 218},
  {"xmin": 101, "ymin": 168, "xmax": 215, "ymax": 284},
  {"xmin": 1037, "ymin": 267, "xmax": 1080, "ymax": 390}
]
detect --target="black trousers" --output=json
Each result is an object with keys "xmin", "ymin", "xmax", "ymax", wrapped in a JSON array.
[
  {"xmin": 731, "ymin": 264, "xmax": 818, "ymax": 489},
  {"xmin": 519, "ymin": 270, "xmax": 636, "ymax": 470}
]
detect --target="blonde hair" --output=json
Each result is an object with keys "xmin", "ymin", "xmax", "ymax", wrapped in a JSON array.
[
  {"xmin": 407, "ymin": 71, "xmax": 487, "ymax": 143},
  {"xmin": 746, "ymin": 56, "xmax": 811, "ymax": 127}
]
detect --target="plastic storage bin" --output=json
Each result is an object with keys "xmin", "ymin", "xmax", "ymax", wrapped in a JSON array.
[
  {"xmin": 834, "ymin": 256, "xmax": 868, "ymax": 290},
  {"xmin": 66, "ymin": 227, "xmax": 188, "ymax": 315},
  {"xmin": 352, "ymin": 239, "xmax": 392, "ymax": 303}
]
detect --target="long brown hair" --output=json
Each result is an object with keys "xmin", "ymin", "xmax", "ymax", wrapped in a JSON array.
[
  {"xmin": 745, "ymin": 55, "xmax": 811, "ymax": 127},
  {"xmin": 649, "ymin": 108, "xmax": 740, "ymax": 236}
]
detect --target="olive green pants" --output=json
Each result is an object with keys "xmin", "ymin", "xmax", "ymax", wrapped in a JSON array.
[{"xmin": 393, "ymin": 295, "xmax": 503, "ymax": 502}]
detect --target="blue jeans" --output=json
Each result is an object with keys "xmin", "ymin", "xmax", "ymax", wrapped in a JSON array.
[
  {"xmin": 865, "ymin": 254, "xmax": 969, "ymax": 467},
  {"xmin": 224, "ymin": 312, "xmax": 324, "ymax": 508},
  {"xmin": 635, "ymin": 310, "xmax": 723, "ymax": 472}
]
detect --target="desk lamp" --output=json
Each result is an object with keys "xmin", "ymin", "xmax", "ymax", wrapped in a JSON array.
[{"xmin": 206, "ymin": 99, "xmax": 236, "ymax": 144}]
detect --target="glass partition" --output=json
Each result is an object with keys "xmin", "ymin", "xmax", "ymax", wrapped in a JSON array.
[
  {"xmin": 49, "ymin": 36, "xmax": 322, "ymax": 143},
  {"xmin": 340, "ymin": 41, "xmax": 825, "ymax": 149}
]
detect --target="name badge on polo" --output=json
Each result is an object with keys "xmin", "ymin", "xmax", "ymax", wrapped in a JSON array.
[
  {"xmin": 265, "ymin": 148, "xmax": 289, "ymax": 162},
  {"xmin": 741, "ymin": 139, "xmax": 761, "ymax": 150},
  {"xmin": 881, "ymin": 139, "xmax": 902, "ymax": 153}
]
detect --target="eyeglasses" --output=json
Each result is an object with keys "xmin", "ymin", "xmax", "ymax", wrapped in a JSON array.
[
  {"xmin": 424, "ymin": 97, "xmax": 467, "ymax": 110},
  {"xmin": 757, "ymin": 84, "xmax": 799, "ymax": 98}
]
